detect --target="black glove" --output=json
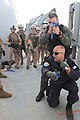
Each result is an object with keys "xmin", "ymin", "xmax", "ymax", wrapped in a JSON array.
[
  {"xmin": 2, "ymin": 50, "xmax": 6, "ymax": 56},
  {"xmin": 11, "ymin": 44, "xmax": 19, "ymax": 49}
]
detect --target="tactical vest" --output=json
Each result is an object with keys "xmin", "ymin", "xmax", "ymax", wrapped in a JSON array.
[
  {"xmin": 17, "ymin": 31, "xmax": 25, "ymax": 46},
  {"xmin": 29, "ymin": 33, "xmax": 39, "ymax": 48},
  {"xmin": 39, "ymin": 30, "xmax": 49, "ymax": 45},
  {"xmin": 9, "ymin": 33, "xmax": 19, "ymax": 45}
]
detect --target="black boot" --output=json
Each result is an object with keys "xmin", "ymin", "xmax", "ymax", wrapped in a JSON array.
[
  {"xmin": 20, "ymin": 61, "xmax": 23, "ymax": 65},
  {"xmin": 66, "ymin": 103, "xmax": 74, "ymax": 120},
  {"xmin": 35, "ymin": 92, "xmax": 45, "ymax": 102},
  {"xmin": 33, "ymin": 65, "xmax": 37, "ymax": 68},
  {"xmin": 26, "ymin": 65, "xmax": 29, "ymax": 69}
]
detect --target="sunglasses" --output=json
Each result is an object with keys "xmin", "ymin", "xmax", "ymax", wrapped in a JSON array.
[{"xmin": 53, "ymin": 51, "xmax": 63, "ymax": 55}]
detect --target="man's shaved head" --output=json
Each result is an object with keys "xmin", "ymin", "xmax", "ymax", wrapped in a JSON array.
[
  {"xmin": 53, "ymin": 45, "xmax": 65, "ymax": 62},
  {"xmin": 53, "ymin": 45, "xmax": 65, "ymax": 54}
]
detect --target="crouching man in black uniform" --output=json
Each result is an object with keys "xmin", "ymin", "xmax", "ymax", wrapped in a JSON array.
[{"xmin": 35, "ymin": 45, "xmax": 80, "ymax": 120}]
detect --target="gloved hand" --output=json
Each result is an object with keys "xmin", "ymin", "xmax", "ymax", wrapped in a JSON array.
[
  {"xmin": 2, "ymin": 50, "xmax": 6, "ymax": 56},
  {"xmin": 46, "ymin": 71, "xmax": 59, "ymax": 81},
  {"xmin": 60, "ymin": 61, "xmax": 69, "ymax": 69},
  {"xmin": 60, "ymin": 61, "xmax": 71, "ymax": 74}
]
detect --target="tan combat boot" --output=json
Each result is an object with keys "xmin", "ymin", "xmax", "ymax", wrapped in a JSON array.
[
  {"xmin": 0, "ymin": 72, "xmax": 7, "ymax": 78},
  {"xmin": 0, "ymin": 86, "xmax": 12, "ymax": 98},
  {"xmin": 15, "ymin": 66, "xmax": 19, "ymax": 69}
]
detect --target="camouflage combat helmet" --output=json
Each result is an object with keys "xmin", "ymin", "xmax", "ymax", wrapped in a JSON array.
[
  {"xmin": 31, "ymin": 24, "xmax": 36, "ymax": 29},
  {"xmin": 18, "ymin": 24, "xmax": 24, "ymax": 28}
]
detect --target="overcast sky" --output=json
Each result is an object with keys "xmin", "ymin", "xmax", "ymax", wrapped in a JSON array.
[{"xmin": 14, "ymin": 0, "xmax": 78, "ymax": 26}]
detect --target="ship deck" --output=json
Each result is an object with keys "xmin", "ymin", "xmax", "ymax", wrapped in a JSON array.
[{"xmin": 0, "ymin": 58, "xmax": 80, "ymax": 120}]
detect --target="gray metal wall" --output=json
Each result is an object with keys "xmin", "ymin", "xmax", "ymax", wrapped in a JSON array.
[
  {"xmin": 0, "ymin": 0, "xmax": 17, "ymax": 42},
  {"xmin": 68, "ymin": 2, "xmax": 80, "ymax": 60},
  {"xmin": 68, "ymin": 2, "xmax": 80, "ymax": 45},
  {"xmin": 0, "ymin": 0, "xmax": 17, "ymax": 61}
]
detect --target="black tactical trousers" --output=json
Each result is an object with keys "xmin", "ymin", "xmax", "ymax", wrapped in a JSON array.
[
  {"xmin": 19, "ymin": 46, "xmax": 27, "ymax": 64},
  {"xmin": 47, "ymin": 79, "xmax": 79, "ymax": 107},
  {"xmin": 40, "ymin": 75, "xmax": 49, "ymax": 93}
]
